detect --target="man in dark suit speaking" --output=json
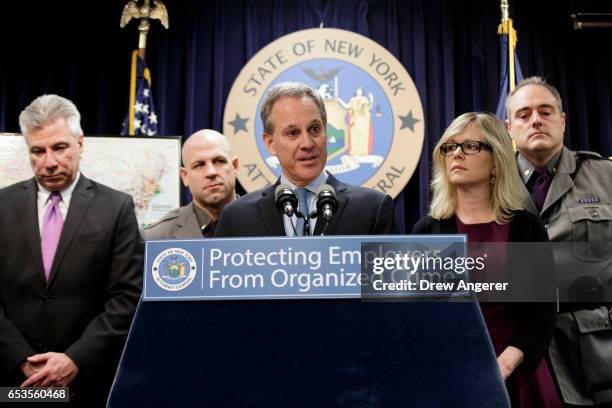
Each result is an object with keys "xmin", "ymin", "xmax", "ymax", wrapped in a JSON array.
[
  {"xmin": 0, "ymin": 94, "xmax": 143, "ymax": 405},
  {"xmin": 215, "ymin": 82, "xmax": 397, "ymax": 237}
]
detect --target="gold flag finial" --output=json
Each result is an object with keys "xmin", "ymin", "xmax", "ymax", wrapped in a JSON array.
[
  {"xmin": 120, "ymin": 0, "xmax": 169, "ymax": 56},
  {"xmin": 497, "ymin": 0, "xmax": 516, "ymax": 48},
  {"xmin": 500, "ymin": 0, "xmax": 509, "ymax": 22}
]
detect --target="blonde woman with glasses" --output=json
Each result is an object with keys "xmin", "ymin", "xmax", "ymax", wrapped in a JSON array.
[{"xmin": 413, "ymin": 112, "xmax": 561, "ymax": 407}]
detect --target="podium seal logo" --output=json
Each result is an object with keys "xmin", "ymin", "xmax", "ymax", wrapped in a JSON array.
[
  {"xmin": 224, "ymin": 28, "xmax": 424, "ymax": 198},
  {"xmin": 152, "ymin": 248, "xmax": 197, "ymax": 291}
]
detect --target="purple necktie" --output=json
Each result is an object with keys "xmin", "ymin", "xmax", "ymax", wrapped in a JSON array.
[
  {"xmin": 41, "ymin": 192, "xmax": 64, "ymax": 280},
  {"xmin": 532, "ymin": 167, "xmax": 551, "ymax": 212},
  {"xmin": 202, "ymin": 220, "xmax": 218, "ymax": 238}
]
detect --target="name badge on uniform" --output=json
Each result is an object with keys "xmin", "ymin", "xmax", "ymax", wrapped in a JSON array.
[{"xmin": 577, "ymin": 196, "xmax": 601, "ymax": 204}]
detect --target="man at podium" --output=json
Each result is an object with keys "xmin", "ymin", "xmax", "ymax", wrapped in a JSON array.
[{"xmin": 215, "ymin": 82, "xmax": 397, "ymax": 237}]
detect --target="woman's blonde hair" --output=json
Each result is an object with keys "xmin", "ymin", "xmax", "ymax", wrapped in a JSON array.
[{"xmin": 429, "ymin": 112, "xmax": 523, "ymax": 224}]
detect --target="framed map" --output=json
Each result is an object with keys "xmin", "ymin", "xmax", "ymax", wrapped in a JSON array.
[{"xmin": 0, "ymin": 133, "xmax": 182, "ymax": 228}]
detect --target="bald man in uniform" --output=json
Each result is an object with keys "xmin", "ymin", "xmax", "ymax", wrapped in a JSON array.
[{"xmin": 144, "ymin": 129, "xmax": 238, "ymax": 239}]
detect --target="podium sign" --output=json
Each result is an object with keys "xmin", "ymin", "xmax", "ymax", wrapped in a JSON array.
[{"xmin": 144, "ymin": 235, "xmax": 467, "ymax": 301}]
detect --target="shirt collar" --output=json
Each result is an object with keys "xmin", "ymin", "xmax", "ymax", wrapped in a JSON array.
[
  {"xmin": 517, "ymin": 150, "xmax": 561, "ymax": 184},
  {"xmin": 192, "ymin": 202, "xmax": 211, "ymax": 230},
  {"xmin": 37, "ymin": 171, "xmax": 81, "ymax": 203},
  {"xmin": 280, "ymin": 170, "xmax": 328, "ymax": 194}
]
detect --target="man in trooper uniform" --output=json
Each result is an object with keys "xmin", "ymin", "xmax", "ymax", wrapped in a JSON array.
[
  {"xmin": 144, "ymin": 129, "xmax": 238, "ymax": 239},
  {"xmin": 506, "ymin": 76, "xmax": 612, "ymax": 407}
]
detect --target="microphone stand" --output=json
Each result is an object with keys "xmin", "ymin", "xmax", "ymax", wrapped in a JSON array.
[
  {"xmin": 303, "ymin": 215, "xmax": 311, "ymax": 236},
  {"xmin": 306, "ymin": 211, "xmax": 331, "ymax": 236},
  {"xmin": 291, "ymin": 212, "xmax": 304, "ymax": 236},
  {"xmin": 320, "ymin": 218, "xmax": 330, "ymax": 236},
  {"xmin": 293, "ymin": 211, "xmax": 331, "ymax": 236}
]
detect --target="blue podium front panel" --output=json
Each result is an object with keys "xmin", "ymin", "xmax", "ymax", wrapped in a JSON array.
[{"xmin": 109, "ymin": 236, "xmax": 509, "ymax": 407}]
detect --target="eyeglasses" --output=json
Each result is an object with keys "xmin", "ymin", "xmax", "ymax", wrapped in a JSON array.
[{"xmin": 439, "ymin": 140, "xmax": 493, "ymax": 156}]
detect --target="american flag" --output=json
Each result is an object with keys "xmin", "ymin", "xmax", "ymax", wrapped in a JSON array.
[
  {"xmin": 495, "ymin": 15, "xmax": 523, "ymax": 120},
  {"xmin": 121, "ymin": 50, "xmax": 158, "ymax": 136}
]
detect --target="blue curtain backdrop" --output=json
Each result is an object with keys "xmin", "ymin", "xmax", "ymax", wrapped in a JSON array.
[{"xmin": 1, "ymin": 0, "xmax": 610, "ymax": 232}]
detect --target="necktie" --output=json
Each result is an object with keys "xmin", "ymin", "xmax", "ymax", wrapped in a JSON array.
[
  {"xmin": 202, "ymin": 220, "xmax": 218, "ymax": 238},
  {"xmin": 295, "ymin": 187, "xmax": 310, "ymax": 236},
  {"xmin": 532, "ymin": 167, "xmax": 551, "ymax": 212},
  {"xmin": 41, "ymin": 192, "xmax": 64, "ymax": 280}
]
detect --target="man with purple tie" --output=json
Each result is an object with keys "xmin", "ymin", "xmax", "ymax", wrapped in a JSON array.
[
  {"xmin": 0, "ymin": 94, "xmax": 142, "ymax": 406},
  {"xmin": 506, "ymin": 77, "xmax": 612, "ymax": 407}
]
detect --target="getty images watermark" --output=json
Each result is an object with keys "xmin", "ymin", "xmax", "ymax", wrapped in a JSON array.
[{"xmin": 358, "ymin": 241, "xmax": 599, "ymax": 303}]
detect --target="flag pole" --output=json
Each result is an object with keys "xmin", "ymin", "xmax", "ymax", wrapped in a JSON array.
[
  {"xmin": 127, "ymin": 51, "xmax": 138, "ymax": 135},
  {"xmin": 120, "ymin": 0, "xmax": 169, "ymax": 135},
  {"xmin": 499, "ymin": 0, "xmax": 517, "ymax": 92}
]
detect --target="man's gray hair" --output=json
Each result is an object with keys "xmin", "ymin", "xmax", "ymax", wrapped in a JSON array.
[
  {"xmin": 19, "ymin": 94, "xmax": 83, "ymax": 139},
  {"xmin": 260, "ymin": 82, "xmax": 327, "ymax": 134},
  {"xmin": 506, "ymin": 76, "xmax": 564, "ymax": 119}
]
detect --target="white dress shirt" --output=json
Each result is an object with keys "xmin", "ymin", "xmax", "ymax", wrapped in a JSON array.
[{"xmin": 36, "ymin": 172, "xmax": 81, "ymax": 234}]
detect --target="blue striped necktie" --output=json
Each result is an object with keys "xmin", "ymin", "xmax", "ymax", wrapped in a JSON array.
[{"xmin": 295, "ymin": 187, "xmax": 310, "ymax": 236}]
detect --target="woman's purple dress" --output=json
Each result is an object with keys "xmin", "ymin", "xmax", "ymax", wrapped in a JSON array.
[{"xmin": 456, "ymin": 218, "xmax": 561, "ymax": 408}]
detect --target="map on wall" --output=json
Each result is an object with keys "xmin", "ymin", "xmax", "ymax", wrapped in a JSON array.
[{"xmin": 0, "ymin": 134, "xmax": 181, "ymax": 228}]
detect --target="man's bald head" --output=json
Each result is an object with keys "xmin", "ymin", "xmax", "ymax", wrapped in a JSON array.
[
  {"xmin": 180, "ymin": 129, "xmax": 238, "ymax": 219},
  {"xmin": 182, "ymin": 129, "xmax": 233, "ymax": 166}
]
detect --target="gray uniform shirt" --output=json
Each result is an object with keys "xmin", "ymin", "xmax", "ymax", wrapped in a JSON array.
[
  {"xmin": 143, "ymin": 202, "xmax": 207, "ymax": 240},
  {"xmin": 517, "ymin": 145, "xmax": 612, "ymax": 405}
]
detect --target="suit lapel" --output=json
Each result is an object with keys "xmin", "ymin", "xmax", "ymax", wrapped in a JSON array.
[
  {"xmin": 257, "ymin": 182, "xmax": 285, "ymax": 235},
  {"xmin": 174, "ymin": 203, "xmax": 204, "ymax": 238},
  {"xmin": 519, "ymin": 181, "xmax": 538, "ymax": 214},
  {"xmin": 542, "ymin": 173, "xmax": 572, "ymax": 214},
  {"xmin": 17, "ymin": 179, "xmax": 46, "ymax": 285},
  {"xmin": 314, "ymin": 174, "xmax": 348, "ymax": 235},
  {"xmin": 48, "ymin": 176, "xmax": 94, "ymax": 285},
  {"xmin": 542, "ymin": 148, "xmax": 575, "ymax": 215}
]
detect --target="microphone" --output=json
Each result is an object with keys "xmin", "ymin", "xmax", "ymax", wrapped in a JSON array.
[
  {"xmin": 275, "ymin": 184, "xmax": 298, "ymax": 217},
  {"xmin": 316, "ymin": 184, "xmax": 338, "ymax": 222}
]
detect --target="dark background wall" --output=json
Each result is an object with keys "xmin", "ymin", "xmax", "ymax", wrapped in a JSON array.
[{"xmin": 1, "ymin": 0, "xmax": 610, "ymax": 231}]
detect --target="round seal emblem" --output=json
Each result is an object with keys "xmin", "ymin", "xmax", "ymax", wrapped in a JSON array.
[
  {"xmin": 151, "ymin": 248, "xmax": 197, "ymax": 291},
  {"xmin": 223, "ymin": 28, "xmax": 424, "ymax": 198}
]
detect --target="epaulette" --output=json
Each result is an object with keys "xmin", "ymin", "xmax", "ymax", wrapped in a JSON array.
[
  {"xmin": 144, "ymin": 208, "xmax": 181, "ymax": 229},
  {"xmin": 575, "ymin": 150, "xmax": 603, "ymax": 159}
]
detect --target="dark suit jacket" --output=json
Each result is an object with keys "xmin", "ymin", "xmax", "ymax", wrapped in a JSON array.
[
  {"xmin": 0, "ymin": 175, "xmax": 143, "ymax": 404},
  {"xmin": 215, "ymin": 173, "xmax": 397, "ymax": 237},
  {"xmin": 412, "ymin": 210, "xmax": 556, "ymax": 371}
]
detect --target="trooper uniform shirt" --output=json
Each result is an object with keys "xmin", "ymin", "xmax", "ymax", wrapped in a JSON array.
[
  {"xmin": 518, "ymin": 146, "xmax": 612, "ymax": 245},
  {"xmin": 143, "ymin": 202, "xmax": 210, "ymax": 240},
  {"xmin": 517, "ymin": 145, "xmax": 612, "ymax": 406}
]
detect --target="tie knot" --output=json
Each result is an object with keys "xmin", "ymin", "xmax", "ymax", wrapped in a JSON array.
[
  {"xmin": 295, "ymin": 187, "xmax": 309, "ymax": 200},
  {"xmin": 534, "ymin": 166, "xmax": 548, "ymax": 178},
  {"xmin": 295, "ymin": 187, "xmax": 310, "ymax": 216},
  {"xmin": 50, "ymin": 191, "xmax": 62, "ymax": 205}
]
